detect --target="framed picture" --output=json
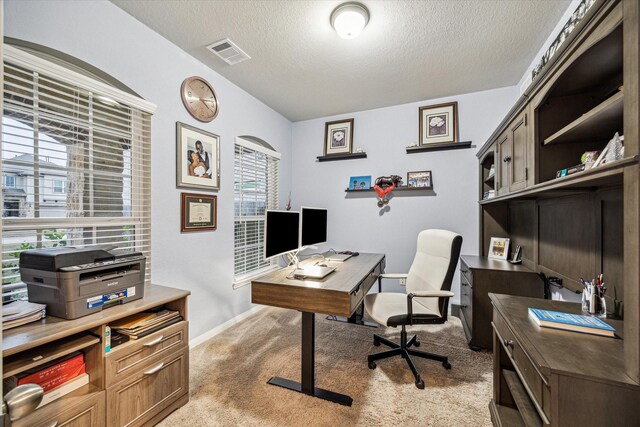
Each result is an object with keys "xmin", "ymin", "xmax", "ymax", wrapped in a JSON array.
[
  {"xmin": 176, "ymin": 122, "xmax": 220, "ymax": 191},
  {"xmin": 419, "ymin": 102, "xmax": 458, "ymax": 145},
  {"xmin": 181, "ymin": 193, "xmax": 217, "ymax": 232},
  {"xmin": 488, "ymin": 237, "xmax": 510, "ymax": 260},
  {"xmin": 324, "ymin": 118, "xmax": 354, "ymax": 156},
  {"xmin": 348, "ymin": 175, "xmax": 371, "ymax": 190},
  {"xmin": 407, "ymin": 170, "xmax": 433, "ymax": 189}
]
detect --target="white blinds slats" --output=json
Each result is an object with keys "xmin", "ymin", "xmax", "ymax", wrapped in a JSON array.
[
  {"xmin": 2, "ymin": 50, "xmax": 153, "ymax": 301},
  {"xmin": 233, "ymin": 140, "xmax": 279, "ymax": 280}
]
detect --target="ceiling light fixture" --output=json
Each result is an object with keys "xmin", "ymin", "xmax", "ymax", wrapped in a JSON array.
[{"xmin": 330, "ymin": 2, "xmax": 370, "ymax": 39}]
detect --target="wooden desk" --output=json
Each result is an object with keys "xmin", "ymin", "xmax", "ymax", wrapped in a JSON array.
[
  {"xmin": 489, "ymin": 293, "xmax": 639, "ymax": 426},
  {"xmin": 251, "ymin": 253, "xmax": 385, "ymax": 406}
]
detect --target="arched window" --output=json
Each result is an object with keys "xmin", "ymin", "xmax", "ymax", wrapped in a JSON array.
[
  {"xmin": 2, "ymin": 43, "xmax": 155, "ymax": 301},
  {"xmin": 233, "ymin": 136, "xmax": 280, "ymax": 287}
]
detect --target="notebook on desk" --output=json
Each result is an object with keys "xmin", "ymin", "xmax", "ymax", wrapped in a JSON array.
[
  {"xmin": 325, "ymin": 253, "xmax": 352, "ymax": 262},
  {"xmin": 294, "ymin": 265, "xmax": 336, "ymax": 279}
]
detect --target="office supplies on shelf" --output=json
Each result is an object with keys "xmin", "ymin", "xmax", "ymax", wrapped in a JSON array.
[
  {"xmin": 580, "ymin": 274, "xmax": 607, "ymax": 317},
  {"xmin": 2, "ymin": 300, "xmax": 46, "ymax": 330},
  {"xmin": 110, "ymin": 308, "xmax": 182, "ymax": 339},
  {"xmin": 3, "ymin": 351, "xmax": 85, "ymax": 393},
  {"xmin": 19, "ymin": 245, "xmax": 146, "ymax": 319},
  {"xmin": 36, "ymin": 373, "xmax": 89, "ymax": 409},
  {"xmin": 528, "ymin": 307, "xmax": 615, "ymax": 337}
]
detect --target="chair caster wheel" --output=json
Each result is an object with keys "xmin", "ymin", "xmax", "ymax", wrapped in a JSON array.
[
  {"xmin": 443, "ymin": 361, "xmax": 452, "ymax": 369},
  {"xmin": 368, "ymin": 361, "xmax": 377, "ymax": 370},
  {"xmin": 415, "ymin": 378, "xmax": 425, "ymax": 389},
  {"xmin": 373, "ymin": 340, "xmax": 381, "ymax": 347},
  {"xmin": 414, "ymin": 341, "xmax": 421, "ymax": 347}
]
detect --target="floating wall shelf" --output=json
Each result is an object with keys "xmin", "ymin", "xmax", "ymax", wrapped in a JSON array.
[
  {"xmin": 406, "ymin": 141, "xmax": 472, "ymax": 153},
  {"xmin": 317, "ymin": 152, "xmax": 367, "ymax": 162},
  {"xmin": 345, "ymin": 186, "xmax": 433, "ymax": 193}
]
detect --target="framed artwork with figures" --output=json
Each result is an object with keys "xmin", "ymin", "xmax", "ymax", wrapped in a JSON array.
[
  {"xmin": 176, "ymin": 122, "xmax": 220, "ymax": 191},
  {"xmin": 324, "ymin": 118, "xmax": 354, "ymax": 155},
  {"xmin": 419, "ymin": 102, "xmax": 458, "ymax": 146}
]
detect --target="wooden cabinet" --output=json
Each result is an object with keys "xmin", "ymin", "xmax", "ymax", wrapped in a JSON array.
[
  {"xmin": 490, "ymin": 294, "xmax": 640, "ymax": 427},
  {"xmin": 495, "ymin": 132, "xmax": 509, "ymax": 195},
  {"xmin": 2, "ymin": 285, "xmax": 190, "ymax": 427},
  {"xmin": 494, "ymin": 109, "xmax": 531, "ymax": 196},
  {"xmin": 458, "ymin": 256, "xmax": 543, "ymax": 350}
]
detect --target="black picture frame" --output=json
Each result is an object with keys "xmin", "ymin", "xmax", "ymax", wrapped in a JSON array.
[{"xmin": 181, "ymin": 192, "xmax": 217, "ymax": 232}]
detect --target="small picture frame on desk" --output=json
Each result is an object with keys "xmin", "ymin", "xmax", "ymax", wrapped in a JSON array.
[{"xmin": 488, "ymin": 237, "xmax": 510, "ymax": 260}]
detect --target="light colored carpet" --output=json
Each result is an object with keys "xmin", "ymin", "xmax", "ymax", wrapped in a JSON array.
[{"xmin": 159, "ymin": 307, "xmax": 493, "ymax": 427}]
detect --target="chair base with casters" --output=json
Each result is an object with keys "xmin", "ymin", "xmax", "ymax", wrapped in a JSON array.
[{"xmin": 367, "ymin": 324, "xmax": 452, "ymax": 389}]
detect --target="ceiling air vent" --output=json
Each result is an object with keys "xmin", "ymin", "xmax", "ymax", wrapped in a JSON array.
[{"xmin": 206, "ymin": 39, "xmax": 250, "ymax": 65}]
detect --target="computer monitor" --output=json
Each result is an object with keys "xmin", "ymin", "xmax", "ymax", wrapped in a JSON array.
[
  {"xmin": 264, "ymin": 210, "xmax": 301, "ymax": 260},
  {"xmin": 300, "ymin": 207, "xmax": 327, "ymax": 247}
]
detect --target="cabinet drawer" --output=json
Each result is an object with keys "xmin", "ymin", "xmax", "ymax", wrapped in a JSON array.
[
  {"xmin": 106, "ymin": 321, "xmax": 188, "ymax": 387},
  {"xmin": 460, "ymin": 263, "xmax": 472, "ymax": 285},
  {"xmin": 106, "ymin": 347, "xmax": 189, "ymax": 427},
  {"xmin": 350, "ymin": 270, "xmax": 378, "ymax": 314},
  {"xmin": 14, "ymin": 390, "xmax": 105, "ymax": 427},
  {"xmin": 492, "ymin": 311, "xmax": 516, "ymax": 357}
]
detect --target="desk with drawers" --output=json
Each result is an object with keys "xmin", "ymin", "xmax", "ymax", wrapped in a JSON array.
[{"xmin": 251, "ymin": 253, "xmax": 385, "ymax": 406}]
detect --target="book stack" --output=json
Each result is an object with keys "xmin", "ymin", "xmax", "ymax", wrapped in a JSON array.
[
  {"xmin": 3, "ymin": 351, "xmax": 89, "ymax": 408},
  {"xmin": 110, "ymin": 309, "xmax": 182, "ymax": 340},
  {"xmin": 483, "ymin": 190, "xmax": 495, "ymax": 200},
  {"xmin": 2, "ymin": 300, "xmax": 46, "ymax": 330}
]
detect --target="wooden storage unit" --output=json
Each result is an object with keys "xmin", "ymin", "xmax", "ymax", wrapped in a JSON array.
[
  {"xmin": 459, "ymin": 256, "xmax": 544, "ymax": 350},
  {"xmin": 490, "ymin": 294, "xmax": 640, "ymax": 427},
  {"xmin": 2, "ymin": 284, "xmax": 190, "ymax": 427},
  {"xmin": 476, "ymin": 0, "xmax": 640, "ymax": 417}
]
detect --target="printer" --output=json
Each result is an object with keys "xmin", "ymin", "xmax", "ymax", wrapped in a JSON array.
[{"xmin": 20, "ymin": 246, "xmax": 146, "ymax": 320}]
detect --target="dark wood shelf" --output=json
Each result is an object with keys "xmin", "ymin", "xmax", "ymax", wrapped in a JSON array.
[
  {"xmin": 406, "ymin": 141, "xmax": 472, "ymax": 153},
  {"xmin": 345, "ymin": 185, "xmax": 432, "ymax": 193},
  {"xmin": 544, "ymin": 91, "xmax": 623, "ymax": 145},
  {"xmin": 317, "ymin": 152, "xmax": 367, "ymax": 162},
  {"xmin": 479, "ymin": 155, "xmax": 638, "ymax": 204}
]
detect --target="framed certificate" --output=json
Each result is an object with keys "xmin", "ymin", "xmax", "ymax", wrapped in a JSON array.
[{"xmin": 181, "ymin": 193, "xmax": 217, "ymax": 232}]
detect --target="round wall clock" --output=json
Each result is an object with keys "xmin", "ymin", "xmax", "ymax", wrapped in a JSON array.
[{"xmin": 180, "ymin": 76, "xmax": 219, "ymax": 122}]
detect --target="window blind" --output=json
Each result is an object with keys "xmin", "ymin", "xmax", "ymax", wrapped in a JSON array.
[
  {"xmin": 233, "ymin": 138, "xmax": 280, "ymax": 286},
  {"xmin": 2, "ymin": 46, "xmax": 155, "ymax": 301}
]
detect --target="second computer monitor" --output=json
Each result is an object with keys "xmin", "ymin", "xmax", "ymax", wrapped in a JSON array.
[{"xmin": 300, "ymin": 207, "xmax": 327, "ymax": 247}]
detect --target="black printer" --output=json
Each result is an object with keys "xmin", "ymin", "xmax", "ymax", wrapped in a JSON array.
[{"xmin": 20, "ymin": 246, "xmax": 146, "ymax": 319}]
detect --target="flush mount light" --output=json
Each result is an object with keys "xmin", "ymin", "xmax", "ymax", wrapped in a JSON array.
[{"xmin": 330, "ymin": 2, "xmax": 370, "ymax": 39}]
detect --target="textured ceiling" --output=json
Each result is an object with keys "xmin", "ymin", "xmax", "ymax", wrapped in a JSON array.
[{"xmin": 112, "ymin": 0, "xmax": 571, "ymax": 122}]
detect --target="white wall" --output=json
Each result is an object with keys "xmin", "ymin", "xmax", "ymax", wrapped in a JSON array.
[
  {"xmin": 291, "ymin": 86, "xmax": 519, "ymax": 302},
  {"xmin": 4, "ymin": 0, "xmax": 293, "ymax": 339}
]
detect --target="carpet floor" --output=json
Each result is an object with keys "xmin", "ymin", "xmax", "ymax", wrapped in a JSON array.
[{"xmin": 158, "ymin": 307, "xmax": 493, "ymax": 427}]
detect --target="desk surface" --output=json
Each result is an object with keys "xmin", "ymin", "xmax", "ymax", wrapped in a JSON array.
[
  {"xmin": 252, "ymin": 253, "xmax": 385, "ymax": 317},
  {"xmin": 461, "ymin": 255, "xmax": 537, "ymax": 273},
  {"xmin": 490, "ymin": 293, "xmax": 637, "ymax": 388}
]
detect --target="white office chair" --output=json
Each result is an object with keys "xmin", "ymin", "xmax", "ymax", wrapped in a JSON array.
[{"xmin": 364, "ymin": 229, "xmax": 463, "ymax": 389}]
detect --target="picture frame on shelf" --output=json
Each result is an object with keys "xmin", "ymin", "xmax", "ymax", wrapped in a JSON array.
[
  {"xmin": 181, "ymin": 192, "xmax": 217, "ymax": 232},
  {"xmin": 348, "ymin": 175, "xmax": 371, "ymax": 190},
  {"xmin": 407, "ymin": 170, "xmax": 433, "ymax": 189},
  {"xmin": 419, "ymin": 102, "xmax": 458, "ymax": 146},
  {"xmin": 324, "ymin": 118, "xmax": 354, "ymax": 156},
  {"xmin": 488, "ymin": 237, "xmax": 510, "ymax": 260},
  {"xmin": 176, "ymin": 122, "xmax": 220, "ymax": 191}
]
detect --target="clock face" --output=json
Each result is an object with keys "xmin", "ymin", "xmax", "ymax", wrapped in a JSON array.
[{"xmin": 181, "ymin": 76, "xmax": 219, "ymax": 122}]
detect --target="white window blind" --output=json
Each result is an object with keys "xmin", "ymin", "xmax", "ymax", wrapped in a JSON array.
[
  {"xmin": 2, "ymin": 46, "xmax": 155, "ymax": 301},
  {"xmin": 234, "ymin": 138, "xmax": 280, "ymax": 286}
]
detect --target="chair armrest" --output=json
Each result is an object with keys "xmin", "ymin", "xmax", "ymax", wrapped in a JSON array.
[
  {"xmin": 410, "ymin": 290, "xmax": 454, "ymax": 298},
  {"xmin": 380, "ymin": 273, "xmax": 408, "ymax": 279},
  {"xmin": 406, "ymin": 291, "xmax": 454, "ymax": 324},
  {"xmin": 377, "ymin": 273, "xmax": 408, "ymax": 292}
]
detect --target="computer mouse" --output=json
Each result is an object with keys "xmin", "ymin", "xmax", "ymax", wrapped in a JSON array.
[{"xmin": 352, "ymin": 252, "xmax": 359, "ymax": 256}]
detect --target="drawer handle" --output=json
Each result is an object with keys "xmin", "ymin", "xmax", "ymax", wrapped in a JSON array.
[
  {"xmin": 143, "ymin": 362, "xmax": 165, "ymax": 375},
  {"xmin": 504, "ymin": 338, "xmax": 514, "ymax": 348},
  {"xmin": 144, "ymin": 335, "xmax": 164, "ymax": 347},
  {"xmin": 461, "ymin": 269, "xmax": 468, "ymax": 274}
]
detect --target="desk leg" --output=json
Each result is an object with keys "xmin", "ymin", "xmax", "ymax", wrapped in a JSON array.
[
  {"xmin": 267, "ymin": 311, "xmax": 353, "ymax": 406},
  {"xmin": 326, "ymin": 303, "xmax": 378, "ymax": 328}
]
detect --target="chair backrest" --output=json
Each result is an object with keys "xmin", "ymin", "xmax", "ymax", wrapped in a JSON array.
[{"xmin": 406, "ymin": 229, "xmax": 463, "ymax": 316}]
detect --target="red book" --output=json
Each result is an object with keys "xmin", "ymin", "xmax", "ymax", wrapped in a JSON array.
[{"xmin": 16, "ymin": 352, "xmax": 85, "ymax": 391}]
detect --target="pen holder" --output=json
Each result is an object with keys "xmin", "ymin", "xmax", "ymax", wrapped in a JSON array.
[{"xmin": 582, "ymin": 292, "xmax": 607, "ymax": 318}]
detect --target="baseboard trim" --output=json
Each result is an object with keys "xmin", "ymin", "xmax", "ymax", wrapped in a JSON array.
[{"xmin": 189, "ymin": 305, "xmax": 265, "ymax": 349}]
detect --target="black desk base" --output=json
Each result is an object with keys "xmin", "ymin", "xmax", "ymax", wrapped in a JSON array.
[
  {"xmin": 326, "ymin": 300, "xmax": 378, "ymax": 328},
  {"xmin": 266, "ymin": 311, "xmax": 353, "ymax": 406}
]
